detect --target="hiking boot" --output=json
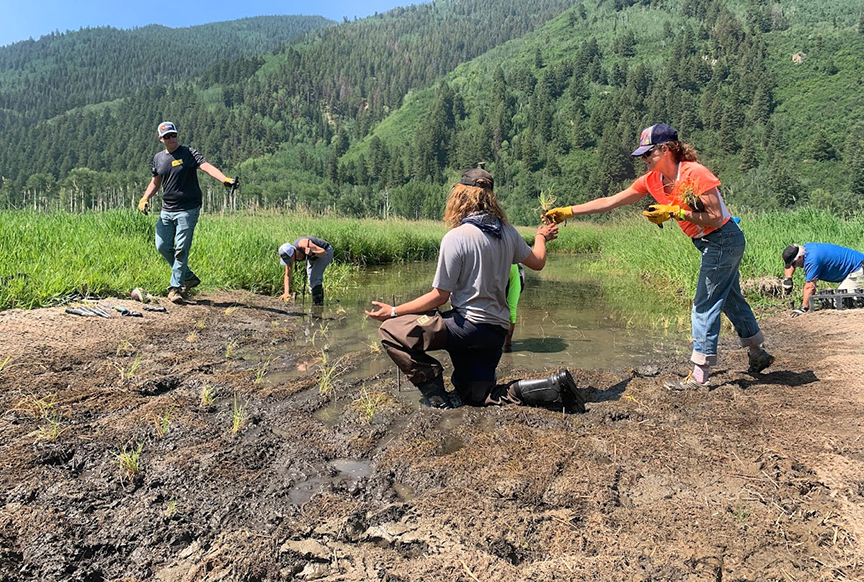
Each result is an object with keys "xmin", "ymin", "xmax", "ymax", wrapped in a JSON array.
[
  {"xmin": 748, "ymin": 348, "xmax": 775, "ymax": 373},
  {"xmin": 184, "ymin": 274, "xmax": 201, "ymax": 290},
  {"xmin": 417, "ymin": 376, "xmax": 462, "ymax": 409},
  {"xmin": 167, "ymin": 286, "xmax": 185, "ymax": 304},
  {"xmin": 663, "ymin": 372, "xmax": 708, "ymax": 391}
]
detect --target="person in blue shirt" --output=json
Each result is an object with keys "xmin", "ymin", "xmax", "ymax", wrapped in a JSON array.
[{"xmin": 782, "ymin": 243, "xmax": 864, "ymax": 316}]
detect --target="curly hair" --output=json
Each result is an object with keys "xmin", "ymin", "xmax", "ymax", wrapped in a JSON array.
[
  {"xmin": 443, "ymin": 183, "xmax": 508, "ymax": 228},
  {"xmin": 664, "ymin": 140, "xmax": 699, "ymax": 162}
]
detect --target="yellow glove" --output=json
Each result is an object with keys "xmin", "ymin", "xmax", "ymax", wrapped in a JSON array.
[
  {"xmin": 223, "ymin": 177, "xmax": 239, "ymax": 188},
  {"xmin": 545, "ymin": 206, "xmax": 574, "ymax": 224},
  {"xmin": 642, "ymin": 204, "xmax": 684, "ymax": 224},
  {"xmin": 137, "ymin": 195, "xmax": 150, "ymax": 215}
]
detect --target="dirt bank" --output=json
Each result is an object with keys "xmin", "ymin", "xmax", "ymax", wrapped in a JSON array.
[{"xmin": 1, "ymin": 292, "xmax": 862, "ymax": 581}]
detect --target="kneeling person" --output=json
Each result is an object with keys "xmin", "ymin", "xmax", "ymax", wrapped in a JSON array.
[
  {"xmin": 365, "ymin": 168, "xmax": 584, "ymax": 412},
  {"xmin": 278, "ymin": 236, "xmax": 334, "ymax": 305}
]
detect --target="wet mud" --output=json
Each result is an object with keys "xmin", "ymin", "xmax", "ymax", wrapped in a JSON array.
[{"xmin": 1, "ymin": 291, "xmax": 863, "ymax": 580}]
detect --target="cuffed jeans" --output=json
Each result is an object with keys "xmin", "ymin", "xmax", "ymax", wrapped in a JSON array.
[
  {"xmin": 690, "ymin": 220, "xmax": 763, "ymax": 366},
  {"xmin": 155, "ymin": 207, "xmax": 200, "ymax": 289}
]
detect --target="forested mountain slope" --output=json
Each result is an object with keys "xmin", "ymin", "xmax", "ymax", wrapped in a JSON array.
[
  {"xmin": 0, "ymin": 16, "xmax": 334, "ymax": 125},
  {"xmin": 0, "ymin": 0, "xmax": 862, "ymax": 222}
]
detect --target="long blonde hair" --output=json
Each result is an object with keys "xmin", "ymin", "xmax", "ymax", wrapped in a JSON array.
[{"xmin": 443, "ymin": 183, "xmax": 508, "ymax": 229}]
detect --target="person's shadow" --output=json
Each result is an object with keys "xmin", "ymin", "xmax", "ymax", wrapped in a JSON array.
[
  {"xmin": 190, "ymin": 298, "xmax": 305, "ymax": 317},
  {"xmin": 722, "ymin": 369, "xmax": 819, "ymax": 390}
]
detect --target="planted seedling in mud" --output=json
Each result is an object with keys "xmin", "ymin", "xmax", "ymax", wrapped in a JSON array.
[
  {"xmin": 254, "ymin": 359, "xmax": 271, "ymax": 384},
  {"xmin": 165, "ymin": 500, "xmax": 178, "ymax": 518},
  {"xmin": 195, "ymin": 317, "xmax": 207, "ymax": 330},
  {"xmin": 115, "ymin": 355, "xmax": 142, "ymax": 382},
  {"xmin": 200, "ymin": 384, "xmax": 215, "ymax": 407},
  {"xmin": 116, "ymin": 340, "xmax": 136, "ymax": 356},
  {"xmin": 353, "ymin": 389, "xmax": 390, "ymax": 424},
  {"xmin": 0, "ymin": 356, "xmax": 12, "ymax": 373},
  {"xmin": 224, "ymin": 339, "xmax": 239, "ymax": 359},
  {"xmin": 154, "ymin": 406, "xmax": 174, "ymax": 438},
  {"xmin": 317, "ymin": 351, "xmax": 343, "ymax": 400},
  {"xmin": 116, "ymin": 442, "xmax": 144, "ymax": 481},
  {"xmin": 37, "ymin": 413, "xmax": 68, "ymax": 442},
  {"xmin": 539, "ymin": 187, "xmax": 557, "ymax": 220},
  {"xmin": 230, "ymin": 393, "xmax": 247, "ymax": 435},
  {"xmin": 186, "ymin": 332, "xmax": 197, "ymax": 343},
  {"xmin": 224, "ymin": 306, "xmax": 239, "ymax": 317},
  {"xmin": 367, "ymin": 340, "xmax": 381, "ymax": 354},
  {"xmin": 14, "ymin": 392, "xmax": 57, "ymax": 418}
]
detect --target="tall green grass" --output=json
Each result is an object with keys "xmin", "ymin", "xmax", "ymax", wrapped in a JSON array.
[
  {"xmin": 1, "ymin": 208, "xmax": 860, "ymax": 310},
  {"xmin": 0, "ymin": 210, "xmax": 446, "ymax": 309}
]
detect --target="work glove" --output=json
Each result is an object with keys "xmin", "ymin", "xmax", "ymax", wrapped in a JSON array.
[
  {"xmin": 782, "ymin": 277, "xmax": 794, "ymax": 295},
  {"xmin": 137, "ymin": 196, "xmax": 150, "ymax": 215},
  {"xmin": 790, "ymin": 307, "xmax": 808, "ymax": 317},
  {"xmin": 223, "ymin": 177, "xmax": 239, "ymax": 188},
  {"xmin": 642, "ymin": 204, "xmax": 685, "ymax": 224},
  {"xmin": 544, "ymin": 206, "xmax": 574, "ymax": 224}
]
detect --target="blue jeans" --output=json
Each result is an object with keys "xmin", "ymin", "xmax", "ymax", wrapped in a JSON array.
[
  {"xmin": 155, "ymin": 207, "xmax": 200, "ymax": 289},
  {"xmin": 690, "ymin": 220, "xmax": 764, "ymax": 366}
]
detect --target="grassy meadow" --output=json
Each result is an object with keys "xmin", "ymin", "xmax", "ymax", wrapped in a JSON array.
[{"xmin": 1, "ymin": 208, "xmax": 860, "ymax": 310}]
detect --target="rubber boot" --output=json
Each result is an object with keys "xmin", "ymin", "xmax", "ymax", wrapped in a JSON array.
[
  {"xmin": 512, "ymin": 369, "xmax": 585, "ymax": 413},
  {"xmin": 416, "ymin": 376, "xmax": 462, "ymax": 409},
  {"xmin": 311, "ymin": 284, "xmax": 324, "ymax": 306}
]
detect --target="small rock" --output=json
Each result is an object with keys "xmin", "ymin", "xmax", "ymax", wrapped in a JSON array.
[{"xmin": 297, "ymin": 562, "xmax": 329, "ymax": 580}]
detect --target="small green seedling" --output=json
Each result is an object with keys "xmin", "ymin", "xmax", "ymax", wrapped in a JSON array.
[
  {"xmin": 224, "ymin": 339, "xmax": 239, "ymax": 359},
  {"xmin": 354, "ymin": 389, "xmax": 389, "ymax": 424},
  {"xmin": 154, "ymin": 406, "xmax": 174, "ymax": 438},
  {"xmin": 200, "ymin": 384, "xmax": 215, "ymax": 407},
  {"xmin": 231, "ymin": 394, "xmax": 247, "ymax": 435},
  {"xmin": 115, "ymin": 355, "xmax": 142, "ymax": 382},
  {"xmin": 116, "ymin": 340, "xmax": 135, "ymax": 356},
  {"xmin": 254, "ymin": 359, "xmax": 271, "ymax": 384},
  {"xmin": 317, "ymin": 351, "xmax": 342, "ymax": 399},
  {"xmin": 165, "ymin": 500, "xmax": 178, "ymax": 517},
  {"xmin": 116, "ymin": 443, "xmax": 144, "ymax": 480},
  {"xmin": 0, "ymin": 356, "xmax": 12, "ymax": 372},
  {"xmin": 37, "ymin": 414, "xmax": 67, "ymax": 442},
  {"xmin": 539, "ymin": 187, "xmax": 557, "ymax": 219}
]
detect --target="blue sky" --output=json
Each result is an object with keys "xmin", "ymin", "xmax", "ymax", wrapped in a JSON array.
[{"xmin": 2, "ymin": 0, "xmax": 415, "ymax": 47}]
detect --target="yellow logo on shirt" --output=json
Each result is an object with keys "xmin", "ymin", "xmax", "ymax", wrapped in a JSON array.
[
  {"xmin": 416, "ymin": 315, "xmax": 430, "ymax": 325},
  {"xmin": 172, "ymin": 160, "xmax": 183, "ymax": 167}
]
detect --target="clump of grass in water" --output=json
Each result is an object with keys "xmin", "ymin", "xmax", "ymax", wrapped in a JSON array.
[
  {"xmin": 116, "ymin": 443, "xmax": 144, "ymax": 481},
  {"xmin": 318, "ymin": 351, "xmax": 343, "ymax": 399},
  {"xmin": 154, "ymin": 406, "xmax": 174, "ymax": 438},
  {"xmin": 230, "ymin": 393, "xmax": 247, "ymax": 435},
  {"xmin": 354, "ymin": 389, "xmax": 389, "ymax": 424}
]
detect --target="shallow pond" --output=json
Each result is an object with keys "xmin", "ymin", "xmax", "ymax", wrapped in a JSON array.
[{"xmin": 269, "ymin": 255, "xmax": 687, "ymax": 384}]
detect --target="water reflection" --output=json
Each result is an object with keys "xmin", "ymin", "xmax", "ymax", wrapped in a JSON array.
[{"xmin": 273, "ymin": 256, "xmax": 685, "ymax": 382}]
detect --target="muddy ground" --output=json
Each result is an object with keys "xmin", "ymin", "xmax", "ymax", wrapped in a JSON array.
[{"xmin": 0, "ymin": 291, "xmax": 862, "ymax": 581}]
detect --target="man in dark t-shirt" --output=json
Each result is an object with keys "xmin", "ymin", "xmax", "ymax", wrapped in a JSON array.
[{"xmin": 138, "ymin": 121, "xmax": 236, "ymax": 303}]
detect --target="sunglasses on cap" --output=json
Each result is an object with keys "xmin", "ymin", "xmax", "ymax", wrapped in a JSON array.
[{"xmin": 162, "ymin": 132, "xmax": 178, "ymax": 139}]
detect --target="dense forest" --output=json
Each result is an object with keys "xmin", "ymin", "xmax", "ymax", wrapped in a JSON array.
[{"xmin": 0, "ymin": 0, "xmax": 862, "ymax": 223}]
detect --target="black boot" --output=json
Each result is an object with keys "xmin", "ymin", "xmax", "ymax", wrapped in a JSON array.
[
  {"xmin": 311, "ymin": 284, "xmax": 324, "ymax": 305},
  {"xmin": 512, "ymin": 369, "xmax": 585, "ymax": 413},
  {"xmin": 416, "ymin": 376, "xmax": 462, "ymax": 409}
]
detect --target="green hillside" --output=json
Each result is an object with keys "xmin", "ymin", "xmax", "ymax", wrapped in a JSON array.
[
  {"xmin": 0, "ymin": 16, "xmax": 334, "ymax": 125},
  {"xmin": 0, "ymin": 0, "xmax": 863, "ymax": 223}
]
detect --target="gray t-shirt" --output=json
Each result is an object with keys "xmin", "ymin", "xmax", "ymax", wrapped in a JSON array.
[{"xmin": 432, "ymin": 222, "xmax": 531, "ymax": 329}]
